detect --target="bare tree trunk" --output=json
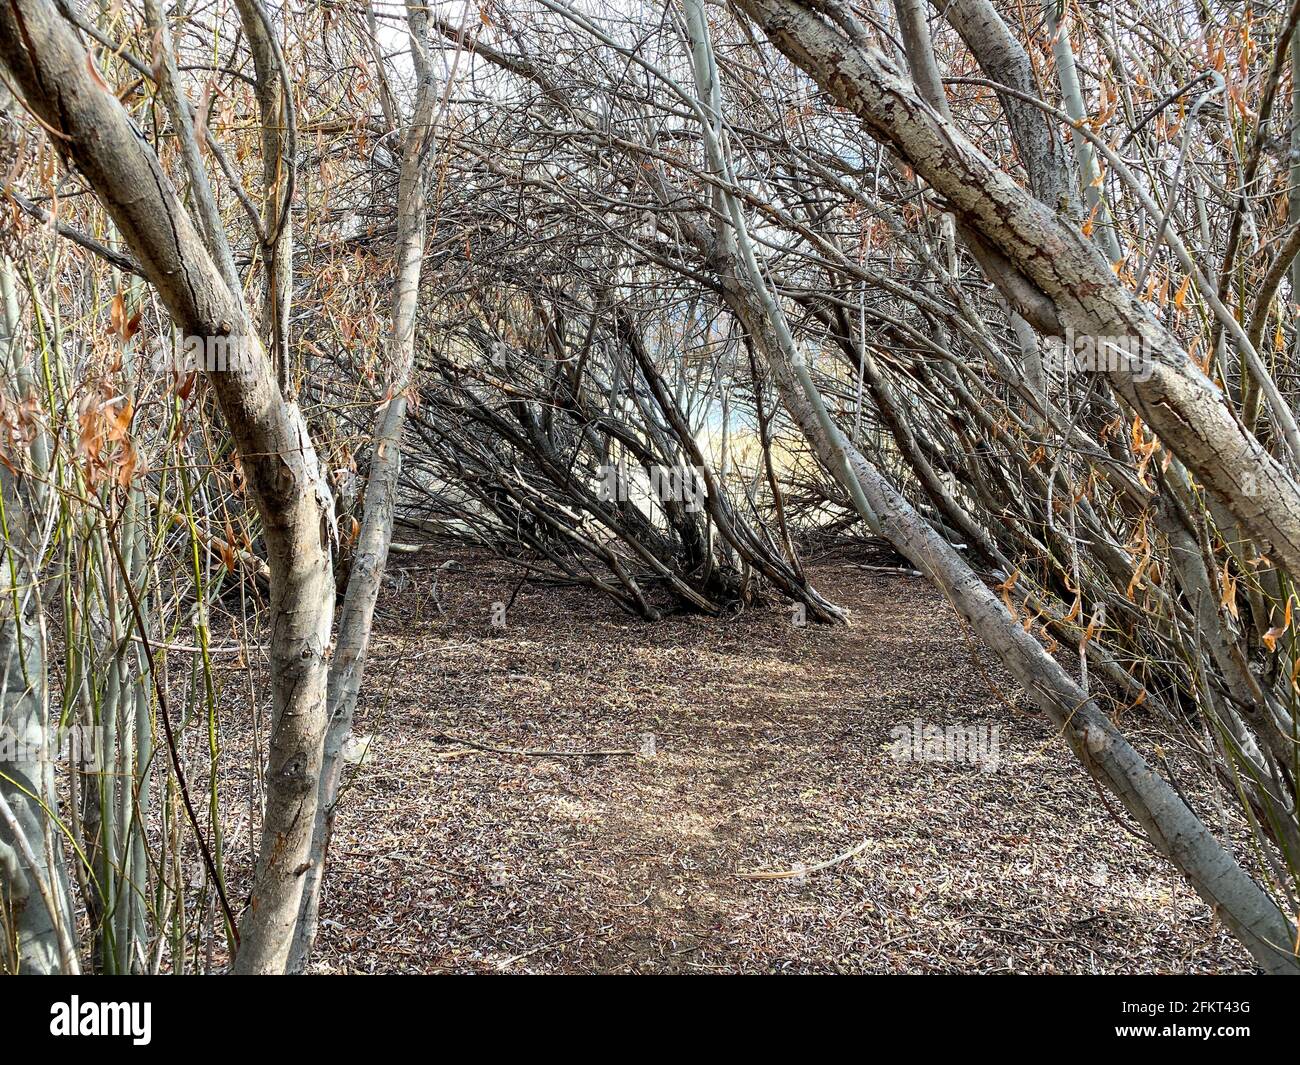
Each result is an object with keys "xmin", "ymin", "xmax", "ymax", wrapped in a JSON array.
[
  {"xmin": 0, "ymin": 557, "xmax": 76, "ymax": 975},
  {"xmin": 1040, "ymin": 1, "xmax": 1122, "ymax": 262},
  {"xmin": 0, "ymin": 0, "xmax": 336, "ymax": 973},
  {"xmin": 691, "ymin": 1, "xmax": 1300, "ymax": 974},
  {"xmin": 0, "ymin": 258, "xmax": 76, "ymax": 974},
  {"xmin": 733, "ymin": 0, "xmax": 1300, "ymax": 593},
  {"xmin": 290, "ymin": 0, "xmax": 439, "ymax": 971},
  {"xmin": 233, "ymin": 0, "xmax": 295, "ymax": 392},
  {"xmin": 938, "ymin": 0, "xmax": 1074, "ymax": 212}
]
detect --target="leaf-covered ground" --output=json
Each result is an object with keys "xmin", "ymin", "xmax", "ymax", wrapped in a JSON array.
[{"xmin": 298, "ymin": 550, "xmax": 1251, "ymax": 973}]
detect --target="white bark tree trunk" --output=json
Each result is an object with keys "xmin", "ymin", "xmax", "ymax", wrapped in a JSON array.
[
  {"xmin": 691, "ymin": 1, "xmax": 1300, "ymax": 974},
  {"xmin": 732, "ymin": 0, "xmax": 1300, "ymax": 615},
  {"xmin": 289, "ymin": 1, "xmax": 440, "ymax": 971},
  {"xmin": 0, "ymin": 0, "xmax": 336, "ymax": 973},
  {"xmin": 0, "ymin": 291, "xmax": 76, "ymax": 973}
]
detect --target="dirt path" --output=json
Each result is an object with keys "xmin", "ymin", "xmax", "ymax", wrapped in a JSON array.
[{"xmin": 311, "ymin": 553, "xmax": 1250, "ymax": 973}]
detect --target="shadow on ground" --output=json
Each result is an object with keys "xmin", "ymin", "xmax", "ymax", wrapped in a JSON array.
[{"xmin": 306, "ymin": 552, "xmax": 1250, "ymax": 974}]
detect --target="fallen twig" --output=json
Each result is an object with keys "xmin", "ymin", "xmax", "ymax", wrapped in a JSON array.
[
  {"xmin": 431, "ymin": 731, "xmax": 637, "ymax": 759},
  {"xmin": 854, "ymin": 563, "xmax": 923, "ymax": 577},
  {"xmin": 736, "ymin": 838, "xmax": 871, "ymax": 880}
]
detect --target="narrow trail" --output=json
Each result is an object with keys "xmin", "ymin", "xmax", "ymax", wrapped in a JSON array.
[{"xmin": 310, "ymin": 552, "xmax": 1250, "ymax": 973}]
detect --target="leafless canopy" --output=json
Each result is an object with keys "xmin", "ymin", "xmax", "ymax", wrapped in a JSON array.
[{"xmin": 2, "ymin": 0, "xmax": 1300, "ymax": 974}]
